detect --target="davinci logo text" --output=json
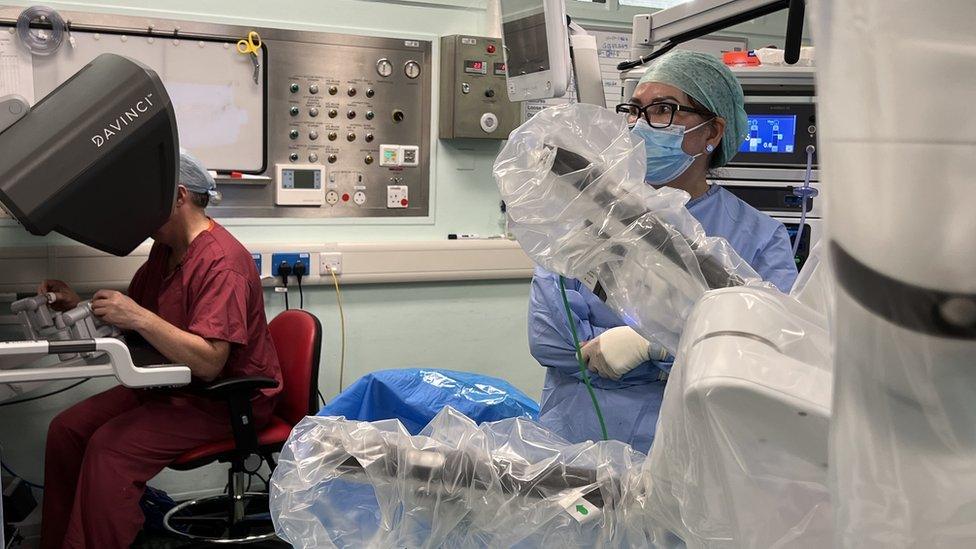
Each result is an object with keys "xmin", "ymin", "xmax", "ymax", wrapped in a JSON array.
[{"xmin": 90, "ymin": 93, "xmax": 155, "ymax": 148}]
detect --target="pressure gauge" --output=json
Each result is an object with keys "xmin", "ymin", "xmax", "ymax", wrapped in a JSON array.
[
  {"xmin": 376, "ymin": 58, "xmax": 393, "ymax": 78},
  {"xmin": 404, "ymin": 60, "xmax": 421, "ymax": 79}
]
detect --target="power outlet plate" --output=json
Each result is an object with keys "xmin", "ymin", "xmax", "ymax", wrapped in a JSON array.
[
  {"xmin": 319, "ymin": 253, "xmax": 343, "ymax": 275},
  {"xmin": 387, "ymin": 185, "xmax": 409, "ymax": 208},
  {"xmin": 271, "ymin": 252, "xmax": 311, "ymax": 277}
]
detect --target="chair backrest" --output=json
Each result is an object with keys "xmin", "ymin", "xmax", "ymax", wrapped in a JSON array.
[{"xmin": 268, "ymin": 309, "xmax": 322, "ymax": 425}]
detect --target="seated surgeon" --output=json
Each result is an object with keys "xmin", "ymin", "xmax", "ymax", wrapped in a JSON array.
[
  {"xmin": 37, "ymin": 152, "xmax": 281, "ymax": 548},
  {"xmin": 529, "ymin": 50, "xmax": 798, "ymax": 454}
]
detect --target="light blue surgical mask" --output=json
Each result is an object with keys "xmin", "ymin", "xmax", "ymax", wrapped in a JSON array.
[{"xmin": 631, "ymin": 118, "xmax": 712, "ymax": 185}]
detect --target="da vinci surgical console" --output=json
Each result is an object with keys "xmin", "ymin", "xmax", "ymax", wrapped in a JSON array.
[{"xmin": 0, "ymin": 54, "xmax": 193, "ymax": 396}]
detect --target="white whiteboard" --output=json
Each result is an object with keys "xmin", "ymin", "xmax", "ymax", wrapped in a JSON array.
[{"xmin": 29, "ymin": 30, "xmax": 264, "ymax": 172}]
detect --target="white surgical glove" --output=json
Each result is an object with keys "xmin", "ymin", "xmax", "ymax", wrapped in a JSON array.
[{"xmin": 582, "ymin": 326, "xmax": 668, "ymax": 381}]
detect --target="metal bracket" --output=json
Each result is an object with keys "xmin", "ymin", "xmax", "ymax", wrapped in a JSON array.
[{"xmin": 567, "ymin": 21, "xmax": 606, "ymax": 107}]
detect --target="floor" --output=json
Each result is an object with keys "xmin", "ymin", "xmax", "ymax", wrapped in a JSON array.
[
  {"xmin": 4, "ymin": 528, "xmax": 291, "ymax": 549},
  {"xmin": 132, "ymin": 531, "xmax": 290, "ymax": 548},
  {"xmin": 4, "ymin": 495, "xmax": 290, "ymax": 549}
]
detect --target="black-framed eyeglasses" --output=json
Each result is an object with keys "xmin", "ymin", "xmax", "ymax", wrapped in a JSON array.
[{"xmin": 615, "ymin": 102, "xmax": 715, "ymax": 129}]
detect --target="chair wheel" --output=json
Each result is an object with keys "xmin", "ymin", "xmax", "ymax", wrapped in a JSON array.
[{"xmin": 163, "ymin": 492, "xmax": 277, "ymax": 543}]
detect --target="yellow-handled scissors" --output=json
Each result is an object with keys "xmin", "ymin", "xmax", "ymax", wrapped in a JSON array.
[{"xmin": 237, "ymin": 31, "xmax": 261, "ymax": 84}]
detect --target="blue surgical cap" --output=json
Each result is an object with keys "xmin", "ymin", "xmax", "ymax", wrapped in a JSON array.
[
  {"xmin": 179, "ymin": 150, "xmax": 220, "ymax": 204},
  {"xmin": 638, "ymin": 50, "xmax": 747, "ymax": 168}
]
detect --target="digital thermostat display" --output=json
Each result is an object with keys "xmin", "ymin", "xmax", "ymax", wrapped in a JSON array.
[
  {"xmin": 740, "ymin": 115, "xmax": 797, "ymax": 153},
  {"xmin": 281, "ymin": 169, "xmax": 322, "ymax": 190},
  {"xmin": 464, "ymin": 60, "xmax": 487, "ymax": 75}
]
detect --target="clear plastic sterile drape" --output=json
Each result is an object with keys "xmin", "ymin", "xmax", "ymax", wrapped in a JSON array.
[
  {"xmin": 270, "ymin": 407, "xmax": 654, "ymax": 548},
  {"xmin": 492, "ymin": 103, "xmax": 768, "ymax": 353}
]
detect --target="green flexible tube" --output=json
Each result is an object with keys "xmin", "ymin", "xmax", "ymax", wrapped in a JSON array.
[{"xmin": 558, "ymin": 275, "xmax": 609, "ymax": 441}]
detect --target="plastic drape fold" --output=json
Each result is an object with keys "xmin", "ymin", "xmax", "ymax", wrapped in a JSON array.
[
  {"xmin": 270, "ymin": 407, "xmax": 654, "ymax": 548},
  {"xmin": 493, "ymin": 103, "xmax": 768, "ymax": 353},
  {"xmin": 790, "ymin": 242, "xmax": 834, "ymax": 322}
]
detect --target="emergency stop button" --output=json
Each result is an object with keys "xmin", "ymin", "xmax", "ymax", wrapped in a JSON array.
[
  {"xmin": 487, "ymin": 44, "xmax": 496, "ymax": 54},
  {"xmin": 480, "ymin": 112, "xmax": 498, "ymax": 133}
]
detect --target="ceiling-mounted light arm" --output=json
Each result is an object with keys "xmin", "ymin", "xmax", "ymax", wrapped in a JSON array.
[
  {"xmin": 783, "ymin": 0, "xmax": 806, "ymax": 65},
  {"xmin": 618, "ymin": 0, "xmax": 790, "ymax": 71}
]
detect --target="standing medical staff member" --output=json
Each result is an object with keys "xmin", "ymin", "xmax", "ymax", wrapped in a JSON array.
[
  {"xmin": 38, "ymin": 152, "xmax": 281, "ymax": 548},
  {"xmin": 529, "ymin": 50, "xmax": 797, "ymax": 454}
]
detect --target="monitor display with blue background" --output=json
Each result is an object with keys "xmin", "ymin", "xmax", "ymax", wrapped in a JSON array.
[{"xmin": 740, "ymin": 115, "xmax": 797, "ymax": 153}]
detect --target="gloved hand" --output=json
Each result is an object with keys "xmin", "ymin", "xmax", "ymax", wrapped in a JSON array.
[{"xmin": 582, "ymin": 326, "xmax": 669, "ymax": 381}]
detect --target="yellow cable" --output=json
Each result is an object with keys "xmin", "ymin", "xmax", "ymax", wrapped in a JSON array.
[{"xmin": 329, "ymin": 268, "xmax": 347, "ymax": 392}]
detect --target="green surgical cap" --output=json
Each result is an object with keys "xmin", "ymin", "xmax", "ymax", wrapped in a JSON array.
[
  {"xmin": 638, "ymin": 50, "xmax": 747, "ymax": 168},
  {"xmin": 179, "ymin": 150, "xmax": 218, "ymax": 197}
]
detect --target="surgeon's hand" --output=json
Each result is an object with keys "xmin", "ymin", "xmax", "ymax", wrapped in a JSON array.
[
  {"xmin": 91, "ymin": 290, "xmax": 151, "ymax": 331},
  {"xmin": 38, "ymin": 279, "xmax": 81, "ymax": 311},
  {"xmin": 582, "ymin": 326, "xmax": 668, "ymax": 381}
]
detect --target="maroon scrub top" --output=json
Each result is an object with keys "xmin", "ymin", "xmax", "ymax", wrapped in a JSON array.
[{"xmin": 128, "ymin": 220, "xmax": 282, "ymax": 402}]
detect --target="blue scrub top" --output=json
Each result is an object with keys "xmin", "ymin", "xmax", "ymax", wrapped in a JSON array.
[{"xmin": 529, "ymin": 185, "xmax": 798, "ymax": 454}]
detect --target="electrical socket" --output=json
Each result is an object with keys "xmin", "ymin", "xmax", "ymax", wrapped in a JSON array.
[
  {"xmin": 271, "ymin": 252, "xmax": 310, "ymax": 277},
  {"xmin": 319, "ymin": 253, "xmax": 342, "ymax": 275},
  {"xmin": 386, "ymin": 185, "xmax": 409, "ymax": 208}
]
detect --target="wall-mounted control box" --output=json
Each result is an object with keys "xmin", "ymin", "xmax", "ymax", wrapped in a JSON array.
[{"xmin": 439, "ymin": 35, "xmax": 521, "ymax": 139}]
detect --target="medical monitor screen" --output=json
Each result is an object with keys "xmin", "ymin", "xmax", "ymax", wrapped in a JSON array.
[
  {"xmin": 501, "ymin": 3, "xmax": 550, "ymax": 77},
  {"xmin": 740, "ymin": 115, "xmax": 797, "ymax": 154},
  {"xmin": 727, "ymin": 103, "xmax": 816, "ymax": 167}
]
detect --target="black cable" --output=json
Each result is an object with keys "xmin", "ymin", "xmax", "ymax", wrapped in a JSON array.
[
  {"xmin": 244, "ymin": 469, "xmax": 271, "ymax": 494},
  {"xmin": 317, "ymin": 390, "xmax": 326, "ymax": 407},
  {"xmin": 1, "ymin": 462, "xmax": 43, "ymax": 490},
  {"xmin": 294, "ymin": 260, "xmax": 306, "ymax": 310},
  {"xmin": 616, "ymin": 40, "xmax": 677, "ymax": 71},
  {"xmin": 278, "ymin": 261, "xmax": 293, "ymax": 311},
  {"xmin": 254, "ymin": 471, "xmax": 269, "ymax": 491},
  {"xmin": 0, "ymin": 378, "xmax": 90, "ymax": 407}
]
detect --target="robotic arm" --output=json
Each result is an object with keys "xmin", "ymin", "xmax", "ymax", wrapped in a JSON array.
[
  {"xmin": 621, "ymin": 0, "xmax": 805, "ymax": 70},
  {"xmin": 494, "ymin": 102, "xmax": 767, "ymax": 352}
]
